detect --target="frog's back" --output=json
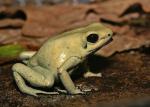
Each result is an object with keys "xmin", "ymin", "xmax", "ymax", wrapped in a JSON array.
[{"xmin": 28, "ymin": 23, "xmax": 106, "ymax": 69}]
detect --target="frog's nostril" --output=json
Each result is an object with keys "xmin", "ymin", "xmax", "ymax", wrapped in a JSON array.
[{"xmin": 108, "ymin": 33, "xmax": 111, "ymax": 37}]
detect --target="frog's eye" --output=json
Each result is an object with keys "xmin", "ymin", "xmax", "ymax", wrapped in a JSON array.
[{"xmin": 87, "ymin": 33, "xmax": 99, "ymax": 43}]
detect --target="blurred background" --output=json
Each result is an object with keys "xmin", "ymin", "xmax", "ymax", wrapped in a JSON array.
[
  {"xmin": 0, "ymin": 0, "xmax": 96, "ymax": 6},
  {"xmin": 0, "ymin": 0, "xmax": 149, "ymax": 107}
]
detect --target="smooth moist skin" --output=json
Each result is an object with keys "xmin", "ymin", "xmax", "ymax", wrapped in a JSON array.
[{"xmin": 12, "ymin": 23, "xmax": 113, "ymax": 96}]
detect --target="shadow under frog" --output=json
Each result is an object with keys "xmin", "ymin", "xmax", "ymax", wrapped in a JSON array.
[{"xmin": 71, "ymin": 55, "xmax": 112, "ymax": 79}]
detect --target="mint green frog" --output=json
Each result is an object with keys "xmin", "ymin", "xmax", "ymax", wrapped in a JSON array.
[{"xmin": 12, "ymin": 23, "xmax": 113, "ymax": 96}]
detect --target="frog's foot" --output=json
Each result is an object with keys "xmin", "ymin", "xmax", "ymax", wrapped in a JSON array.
[
  {"xmin": 54, "ymin": 87, "xmax": 86, "ymax": 95},
  {"xmin": 19, "ymin": 51, "xmax": 36, "ymax": 60},
  {"xmin": 19, "ymin": 51, "xmax": 36, "ymax": 64},
  {"xmin": 71, "ymin": 89, "xmax": 85, "ymax": 95},
  {"xmin": 12, "ymin": 63, "xmax": 55, "ymax": 96},
  {"xmin": 22, "ymin": 60, "xmax": 28, "ymax": 64},
  {"xmin": 83, "ymin": 71, "xmax": 102, "ymax": 78}
]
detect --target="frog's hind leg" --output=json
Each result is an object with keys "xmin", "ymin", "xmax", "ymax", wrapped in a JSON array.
[
  {"xmin": 12, "ymin": 63, "xmax": 58, "ymax": 96},
  {"xmin": 13, "ymin": 72, "xmax": 58, "ymax": 96},
  {"xmin": 19, "ymin": 51, "xmax": 36, "ymax": 60},
  {"xmin": 22, "ymin": 59, "xmax": 29, "ymax": 64},
  {"xmin": 19, "ymin": 51, "xmax": 36, "ymax": 64}
]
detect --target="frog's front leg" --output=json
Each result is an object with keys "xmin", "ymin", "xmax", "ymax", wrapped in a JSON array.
[
  {"xmin": 58, "ymin": 56, "xmax": 84, "ymax": 94},
  {"xmin": 12, "ymin": 63, "xmax": 58, "ymax": 96},
  {"xmin": 83, "ymin": 61, "xmax": 102, "ymax": 78}
]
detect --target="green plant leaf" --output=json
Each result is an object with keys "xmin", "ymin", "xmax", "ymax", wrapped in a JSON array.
[{"xmin": 0, "ymin": 44, "xmax": 26, "ymax": 58}]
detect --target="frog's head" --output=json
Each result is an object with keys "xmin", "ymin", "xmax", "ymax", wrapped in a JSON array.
[{"xmin": 81, "ymin": 23, "xmax": 113, "ymax": 55}]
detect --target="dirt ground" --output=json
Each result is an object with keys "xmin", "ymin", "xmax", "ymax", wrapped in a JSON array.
[{"xmin": 0, "ymin": 48, "xmax": 149, "ymax": 107}]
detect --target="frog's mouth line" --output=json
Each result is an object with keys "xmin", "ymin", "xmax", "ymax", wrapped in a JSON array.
[
  {"xmin": 102, "ymin": 37, "xmax": 113, "ymax": 47},
  {"xmin": 90, "ymin": 37, "xmax": 113, "ymax": 54}
]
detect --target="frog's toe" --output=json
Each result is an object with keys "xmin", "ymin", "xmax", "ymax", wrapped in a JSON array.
[
  {"xmin": 70, "ymin": 89, "xmax": 85, "ymax": 95},
  {"xmin": 40, "ymin": 91, "xmax": 59, "ymax": 95},
  {"xmin": 55, "ymin": 87, "xmax": 67, "ymax": 94},
  {"xmin": 96, "ymin": 73, "xmax": 102, "ymax": 77},
  {"xmin": 30, "ymin": 92, "xmax": 38, "ymax": 97},
  {"xmin": 31, "ymin": 90, "xmax": 59, "ymax": 96}
]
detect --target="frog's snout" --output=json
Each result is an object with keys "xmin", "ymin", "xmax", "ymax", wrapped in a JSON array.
[
  {"xmin": 107, "ymin": 32, "xmax": 113, "ymax": 41},
  {"xmin": 104, "ymin": 33, "xmax": 113, "ymax": 45},
  {"xmin": 107, "ymin": 31, "xmax": 113, "ymax": 37}
]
